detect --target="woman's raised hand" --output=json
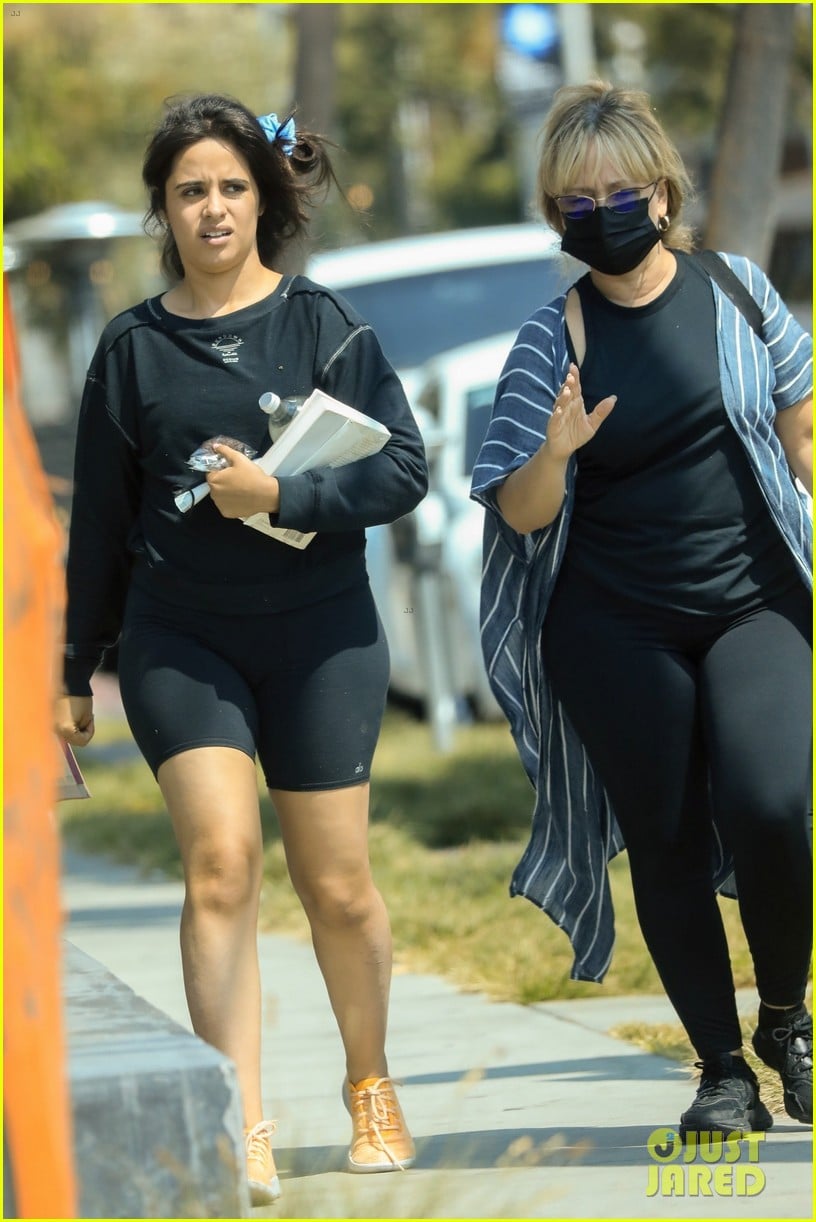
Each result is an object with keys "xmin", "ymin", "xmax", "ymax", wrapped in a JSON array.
[{"xmin": 546, "ymin": 364, "xmax": 616, "ymax": 460}]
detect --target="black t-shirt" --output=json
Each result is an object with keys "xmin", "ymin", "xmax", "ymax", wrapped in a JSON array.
[
  {"xmin": 564, "ymin": 253, "xmax": 799, "ymax": 613},
  {"xmin": 64, "ymin": 275, "xmax": 428, "ymax": 693}
]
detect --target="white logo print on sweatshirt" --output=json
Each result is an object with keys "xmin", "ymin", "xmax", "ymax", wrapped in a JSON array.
[{"xmin": 211, "ymin": 335, "xmax": 244, "ymax": 364}]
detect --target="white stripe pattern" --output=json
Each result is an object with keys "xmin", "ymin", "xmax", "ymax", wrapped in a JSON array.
[{"xmin": 470, "ymin": 253, "xmax": 812, "ymax": 982}]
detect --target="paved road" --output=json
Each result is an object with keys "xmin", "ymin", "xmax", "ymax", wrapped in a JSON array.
[{"xmin": 62, "ymin": 845, "xmax": 812, "ymax": 1220}]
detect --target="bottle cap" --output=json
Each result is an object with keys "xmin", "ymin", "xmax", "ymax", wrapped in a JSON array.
[{"xmin": 258, "ymin": 391, "xmax": 281, "ymax": 414}]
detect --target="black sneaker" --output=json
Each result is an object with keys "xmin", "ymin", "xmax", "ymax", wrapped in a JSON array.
[
  {"xmin": 679, "ymin": 1053, "xmax": 773, "ymax": 1140},
  {"xmin": 752, "ymin": 1010, "xmax": 813, "ymax": 1124}
]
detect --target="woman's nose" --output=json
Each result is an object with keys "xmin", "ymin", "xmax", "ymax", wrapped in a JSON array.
[{"xmin": 204, "ymin": 192, "xmax": 226, "ymax": 217}]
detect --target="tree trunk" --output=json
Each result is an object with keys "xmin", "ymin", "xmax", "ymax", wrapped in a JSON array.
[
  {"xmin": 703, "ymin": 4, "xmax": 797, "ymax": 266},
  {"xmin": 284, "ymin": 4, "xmax": 339, "ymax": 271},
  {"xmin": 290, "ymin": 3, "xmax": 338, "ymax": 135}
]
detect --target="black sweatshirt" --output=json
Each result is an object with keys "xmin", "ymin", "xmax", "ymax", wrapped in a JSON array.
[{"xmin": 64, "ymin": 275, "xmax": 428, "ymax": 694}]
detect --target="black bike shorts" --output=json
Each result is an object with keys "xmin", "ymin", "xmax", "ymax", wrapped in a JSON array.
[{"xmin": 117, "ymin": 580, "xmax": 390, "ymax": 791}]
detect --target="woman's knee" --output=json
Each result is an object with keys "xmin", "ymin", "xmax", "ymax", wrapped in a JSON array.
[
  {"xmin": 625, "ymin": 826, "xmax": 713, "ymax": 896},
  {"xmin": 732, "ymin": 796, "xmax": 811, "ymax": 855},
  {"xmin": 294, "ymin": 869, "xmax": 380, "ymax": 929},
  {"xmin": 717, "ymin": 774, "xmax": 811, "ymax": 845},
  {"xmin": 184, "ymin": 838, "xmax": 263, "ymax": 916}
]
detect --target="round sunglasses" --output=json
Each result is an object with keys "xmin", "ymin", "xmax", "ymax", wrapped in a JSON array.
[{"xmin": 556, "ymin": 181, "xmax": 658, "ymax": 220}]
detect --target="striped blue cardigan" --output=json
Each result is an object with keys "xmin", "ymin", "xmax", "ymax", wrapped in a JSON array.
[{"xmin": 470, "ymin": 254, "xmax": 812, "ymax": 983}]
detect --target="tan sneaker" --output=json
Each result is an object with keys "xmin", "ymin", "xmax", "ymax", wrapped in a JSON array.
[
  {"xmin": 244, "ymin": 1120, "xmax": 281, "ymax": 1205},
  {"xmin": 343, "ymin": 1076, "xmax": 416, "ymax": 1172}
]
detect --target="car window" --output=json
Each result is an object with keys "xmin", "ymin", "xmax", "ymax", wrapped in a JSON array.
[
  {"xmin": 335, "ymin": 259, "xmax": 565, "ymax": 369},
  {"xmin": 463, "ymin": 383, "xmax": 498, "ymax": 477}
]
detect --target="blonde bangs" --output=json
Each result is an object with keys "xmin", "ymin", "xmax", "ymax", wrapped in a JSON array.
[
  {"xmin": 536, "ymin": 82, "xmax": 695, "ymax": 249},
  {"xmin": 546, "ymin": 122, "xmax": 659, "ymax": 199}
]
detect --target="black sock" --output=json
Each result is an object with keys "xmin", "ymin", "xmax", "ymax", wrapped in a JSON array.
[{"xmin": 758, "ymin": 1000, "xmax": 807, "ymax": 1030}]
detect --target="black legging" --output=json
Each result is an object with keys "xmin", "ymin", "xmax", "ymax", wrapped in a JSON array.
[{"xmin": 542, "ymin": 565, "xmax": 812, "ymax": 1059}]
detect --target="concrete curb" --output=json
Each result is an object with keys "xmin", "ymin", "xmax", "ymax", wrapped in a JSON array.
[{"xmin": 64, "ymin": 941, "xmax": 250, "ymax": 1219}]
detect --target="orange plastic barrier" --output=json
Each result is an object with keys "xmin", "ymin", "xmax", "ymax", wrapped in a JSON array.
[{"xmin": 3, "ymin": 276, "xmax": 77, "ymax": 1217}]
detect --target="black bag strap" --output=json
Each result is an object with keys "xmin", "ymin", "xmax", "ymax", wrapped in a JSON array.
[{"xmin": 693, "ymin": 249, "xmax": 764, "ymax": 339}]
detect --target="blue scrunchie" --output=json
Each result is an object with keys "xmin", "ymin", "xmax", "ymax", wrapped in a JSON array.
[{"xmin": 257, "ymin": 112, "xmax": 297, "ymax": 156}]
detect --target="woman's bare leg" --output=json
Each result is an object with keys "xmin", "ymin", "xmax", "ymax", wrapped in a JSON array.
[
  {"xmin": 272, "ymin": 783, "xmax": 391, "ymax": 1082},
  {"xmin": 158, "ymin": 747, "xmax": 266, "ymax": 1126}
]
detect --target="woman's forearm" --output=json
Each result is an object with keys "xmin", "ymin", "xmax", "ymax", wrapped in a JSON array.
[{"xmin": 496, "ymin": 444, "xmax": 570, "ymax": 534}]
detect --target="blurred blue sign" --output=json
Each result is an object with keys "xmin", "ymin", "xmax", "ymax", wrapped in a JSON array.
[{"xmin": 501, "ymin": 4, "xmax": 560, "ymax": 63}]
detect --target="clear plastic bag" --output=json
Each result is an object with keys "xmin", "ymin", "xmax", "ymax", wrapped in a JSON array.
[{"xmin": 186, "ymin": 435, "xmax": 257, "ymax": 472}]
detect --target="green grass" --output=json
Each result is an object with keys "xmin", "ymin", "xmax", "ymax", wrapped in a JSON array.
[{"xmin": 60, "ymin": 706, "xmax": 759, "ymax": 1005}]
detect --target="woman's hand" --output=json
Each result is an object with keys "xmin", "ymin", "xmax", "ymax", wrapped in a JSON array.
[
  {"xmin": 497, "ymin": 364, "xmax": 617, "ymax": 533},
  {"xmin": 206, "ymin": 444, "xmax": 281, "ymax": 519},
  {"xmin": 546, "ymin": 364, "xmax": 616, "ymax": 460},
  {"xmin": 55, "ymin": 694, "xmax": 95, "ymax": 747}
]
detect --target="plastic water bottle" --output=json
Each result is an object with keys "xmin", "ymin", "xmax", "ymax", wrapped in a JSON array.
[{"xmin": 258, "ymin": 391, "xmax": 307, "ymax": 443}]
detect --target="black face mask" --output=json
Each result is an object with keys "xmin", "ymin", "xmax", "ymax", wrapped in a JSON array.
[{"xmin": 560, "ymin": 198, "xmax": 661, "ymax": 276}]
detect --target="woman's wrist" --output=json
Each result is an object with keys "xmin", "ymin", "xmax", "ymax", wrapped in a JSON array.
[
  {"xmin": 536, "ymin": 440, "xmax": 571, "ymax": 472},
  {"xmin": 263, "ymin": 475, "xmax": 280, "ymax": 515},
  {"xmin": 246, "ymin": 473, "xmax": 280, "ymax": 515}
]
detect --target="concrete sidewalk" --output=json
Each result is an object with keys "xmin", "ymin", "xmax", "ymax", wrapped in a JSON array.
[{"xmin": 62, "ymin": 846, "xmax": 812, "ymax": 1220}]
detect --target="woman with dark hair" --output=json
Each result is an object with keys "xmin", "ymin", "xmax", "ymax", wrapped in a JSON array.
[
  {"xmin": 472, "ymin": 81, "xmax": 812, "ymax": 1140},
  {"xmin": 55, "ymin": 93, "xmax": 427, "ymax": 1203},
  {"xmin": 141, "ymin": 94, "xmax": 333, "ymax": 281}
]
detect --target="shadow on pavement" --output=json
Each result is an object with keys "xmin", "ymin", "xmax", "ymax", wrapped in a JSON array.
[
  {"xmin": 402, "ymin": 1056, "xmax": 685, "ymax": 1086},
  {"xmin": 274, "ymin": 1125, "xmax": 813, "ymax": 1178}
]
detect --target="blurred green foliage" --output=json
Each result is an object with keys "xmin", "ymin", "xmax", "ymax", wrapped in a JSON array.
[
  {"xmin": 333, "ymin": 5, "xmax": 521, "ymax": 240},
  {"xmin": 4, "ymin": 4, "xmax": 293, "ymax": 219},
  {"xmin": 4, "ymin": 4, "xmax": 811, "ymax": 239},
  {"xmin": 596, "ymin": 3, "xmax": 812, "ymax": 172}
]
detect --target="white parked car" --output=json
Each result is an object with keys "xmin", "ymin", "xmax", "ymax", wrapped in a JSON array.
[
  {"xmin": 307, "ymin": 222, "xmax": 582, "ymax": 398},
  {"xmin": 307, "ymin": 226, "xmax": 584, "ymax": 722},
  {"xmin": 371, "ymin": 332, "xmax": 521, "ymax": 720}
]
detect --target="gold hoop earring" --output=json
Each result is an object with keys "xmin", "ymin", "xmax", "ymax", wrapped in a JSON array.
[{"xmin": 658, "ymin": 215, "xmax": 670, "ymax": 234}]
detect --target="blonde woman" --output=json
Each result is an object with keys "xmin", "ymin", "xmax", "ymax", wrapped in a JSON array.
[{"xmin": 472, "ymin": 81, "xmax": 812, "ymax": 1139}]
